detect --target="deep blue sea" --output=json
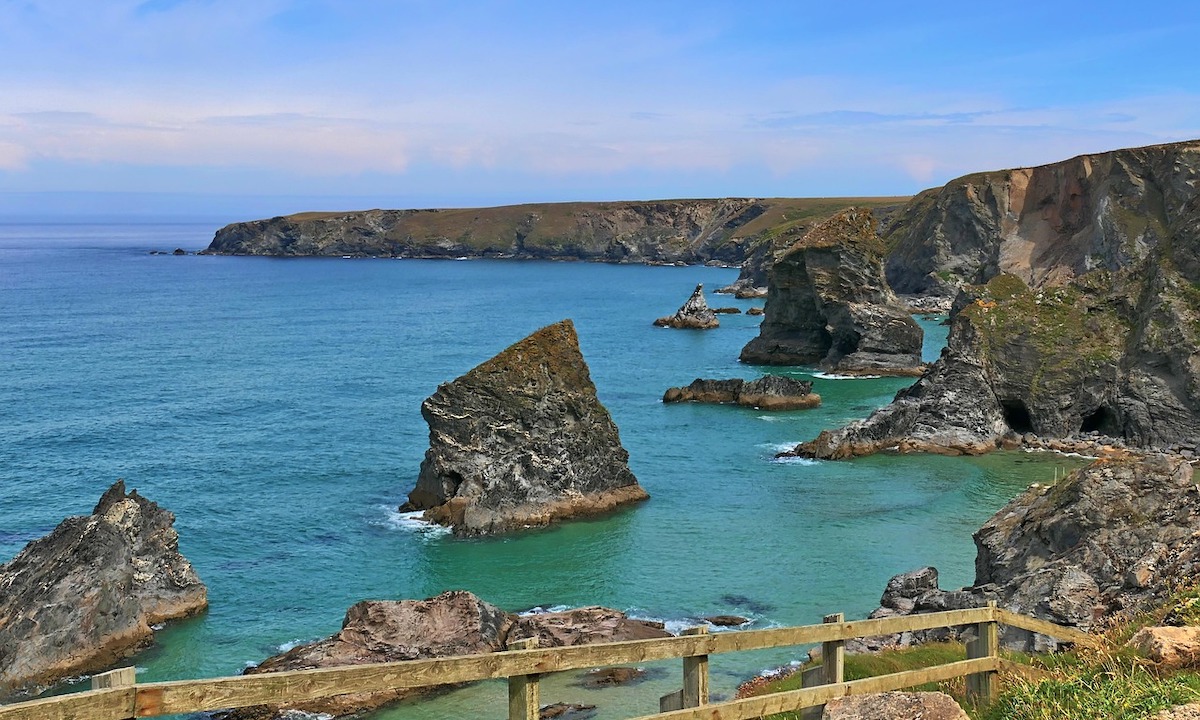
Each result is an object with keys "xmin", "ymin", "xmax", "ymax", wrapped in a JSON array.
[{"xmin": 0, "ymin": 220, "xmax": 1080, "ymax": 718}]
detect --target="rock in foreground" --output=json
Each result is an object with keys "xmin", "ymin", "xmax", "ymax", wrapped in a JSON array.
[
  {"xmin": 402, "ymin": 319, "xmax": 648, "ymax": 535},
  {"xmin": 226, "ymin": 591, "xmax": 670, "ymax": 720},
  {"xmin": 822, "ymin": 691, "xmax": 968, "ymax": 720},
  {"xmin": 663, "ymin": 376, "xmax": 820, "ymax": 410},
  {"xmin": 0, "ymin": 481, "xmax": 208, "ymax": 698},
  {"xmin": 654, "ymin": 283, "xmax": 719, "ymax": 329},
  {"xmin": 739, "ymin": 208, "xmax": 923, "ymax": 375}
]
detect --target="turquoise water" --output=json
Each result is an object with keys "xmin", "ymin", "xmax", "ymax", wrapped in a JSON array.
[{"xmin": 0, "ymin": 221, "xmax": 1077, "ymax": 718}]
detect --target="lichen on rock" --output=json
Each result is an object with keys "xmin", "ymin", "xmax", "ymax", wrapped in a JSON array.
[
  {"xmin": 0, "ymin": 481, "xmax": 208, "ymax": 698},
  {"xmin": 402, "ymin": 319, "xmax": 648, "ymax": 535}
]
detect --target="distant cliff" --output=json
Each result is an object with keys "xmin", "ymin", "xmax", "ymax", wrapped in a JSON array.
[{"xmin": 201, "ymin": 197, "xmax": 908, "ymax": 265}]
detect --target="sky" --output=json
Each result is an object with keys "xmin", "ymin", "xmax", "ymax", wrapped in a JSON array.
[{"xmin": 2, "ymin": 0, "xmax": 1199, "ymax": 216}]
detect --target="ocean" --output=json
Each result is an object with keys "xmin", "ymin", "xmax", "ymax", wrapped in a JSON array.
[{"xmin": 0, "ymin": 220, "xmax": 1079, "ymax": 718}]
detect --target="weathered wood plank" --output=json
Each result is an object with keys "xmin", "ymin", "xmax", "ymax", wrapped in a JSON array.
[
  {"xmin": 0, "ymin": 688, "xmax": 134, "ymax": 720},
  {"xmin": 994, "ymin": 609, "xmax": 1099, "ymax": 648},
  {"xmin": 966, "ymin": 602, "xmax": 999, "ymax": 703},
  {"xmin": 996, "ymin": 659, "xmax": 1052, "ymax": 683},
  {"xmin": 629, "ymin": 657, "xmax": 1002, "ymax": 720},
  {"xmin": 134, "ymin": 608, "xmax": 995, "ymax": 715},
  {"xmin": 91, "ymin": 668, "xmax": 136, "ymax": 692},
  {"xmin": 681, "ymin": 627, "xmax": 709, "ymax": 708},
  {"xmin": 507, "ymin": 638, "xmax": 540, "ymax": 720}
]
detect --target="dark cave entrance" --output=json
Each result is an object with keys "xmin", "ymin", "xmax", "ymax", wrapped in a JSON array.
[
  {"xmin": 1000, "ymin": 400, "xmax": 1035, "ymax": 434},
  {"xmin": 1080, "ymin": 406, "xmax": 1118, "ymax": 435}
]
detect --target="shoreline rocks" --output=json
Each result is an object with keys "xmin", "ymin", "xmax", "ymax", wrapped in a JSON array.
[
  {"xmin": 0, "ymin": 481, "xmax": 208, "ymax": 699},
  {"xmin": 739, "ymin": 208, "xmax": 924, "ymax": 376},
  {"xmin": 224, "ymin": 591, "xmax": 670, "ymax": 720},
  {"xmin": 401, "ymin": 320, "xmax": 648, "ymax": 536},
  {"xmin": 663, "ymin": 376, "xmax": 820, "ymax": 411},
  {"xmin": 654, "ymin": 283, "xmax": 720, "ymax": 329}
]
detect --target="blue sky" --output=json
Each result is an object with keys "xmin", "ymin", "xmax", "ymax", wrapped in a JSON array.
[{"xmin": 2, "ymin": 1, "xmax": 1199, "ymax": 215}]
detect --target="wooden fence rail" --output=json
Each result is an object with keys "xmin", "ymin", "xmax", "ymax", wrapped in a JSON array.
[{"xmin": 0, "ymin": 603, "xmax": 1096, "ymax": 720}]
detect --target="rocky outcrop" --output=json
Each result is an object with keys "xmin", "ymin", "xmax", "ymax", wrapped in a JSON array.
[
  {"xmin": 401, "ymin": 320, "xmax": 648, "ymax": 535},
  {"xmin": 858, "ymin": 455, "xmax": 1200, "ymax": 652},
  {"xmin": 739, "ymin": 208, "xmax": 923, "ymax": 376},
  {"xmin": 0, "ymin": 481, "xmax": 208, "ymax": 698},
  {"xmin": 654, "ymin": 284, "xmax": 720, "ymax": 329},
  {"xmin": 662, "ymin": 376, "xmax": 820, "ymax": 410},
  {"xmin": 884, "ymin": 140, "xmax": 1200, "ymax": 296},
  {"xmin": 821, "ymin": 692, "xmax": 968, "ymax": 720},
  {"xmin": 224, "ymin": 591, "xmax": 669, "ymax": 720}
]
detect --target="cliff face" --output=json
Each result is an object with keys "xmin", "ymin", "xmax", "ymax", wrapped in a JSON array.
[
  {"xmin": 403, "ymin": 319, "xmax": 648, "ymax": 535},
  {"xmin": 884, "ymin": 140, "xmax": 1200, "ymax": 294},
  {"xmin": 0, "ymin": 481, "xmax": 208, "ymax": 698},
  {"xmin": 739, "ymin": 208, "xmax": 924, "ymax": 375},
  {"xmin": 794, "ymin": 139, "xmax": 1200, "ymax": 457}
]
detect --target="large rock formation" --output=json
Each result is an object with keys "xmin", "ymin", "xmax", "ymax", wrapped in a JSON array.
[
  {"xmin": 0, "ymin": 481, "xmax": 208, "ymax": 698},
  {"xmin": 224, "ymin": 591, "xmax": 670, "ymax": 720},
  {"xmin": 654, "ymin": 283, "xmax": 719, "ymax": 329},
  {"xmin": 402, "ymin": 320, "xmax": 648, "ymax": 535},
  {"xmin": 739, "ymin": 208, "xmax": 923, "ymax": 375},
  {"xmin": 662, "ymin": 376, "xmax": 820, "ymax": 410},
  {"xmin": 795, "ymin": 140, "xmax": 1200, "ymax": 458},
  {"xmin": 858, "ymin": 455, "xmax": 1200, "ymax": 651},
  {"xmin": 202, "ymin": 197, "xmax": 910, "ymax": 265},
  {"xmin": 884, "ymin": 140, "xmax": 1200, "ymax": 296}
]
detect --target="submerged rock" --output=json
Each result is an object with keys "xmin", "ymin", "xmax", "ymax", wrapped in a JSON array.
[
  {"xmin": 654, "ymin": 283, "xmax": 720, "ymax": 329},
  {"xmin": 0, "ymin": 481, "xmax": 208, "ymax": 698},
  {"xmin": 226, "ymin": 591, "xmax": 668, "ymax": 720},
  {"xmin": 402, "ymin": 319, "xmax": 648, "ymax": 535},
  {"xmin": 739, "ymin": 208, "xmax": 923, "ymax": 375},
  {"xmin": 663, "ymin": 376, "xmax": 820, "ymax": 410}
]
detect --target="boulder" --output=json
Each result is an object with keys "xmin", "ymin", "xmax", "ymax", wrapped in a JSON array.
[
  {"xmin": 704, "ymin": 615, "xmax": 751, "ymax": 627},
  {"xmin": 402, "ymin": 320, "xmax": 648, "ymax": 535},
  {"xmin": 746, "ymin": 306, "xmax": 765, "ymax": 316},
  {"xmin": 1153, "ymin": 703, "xmax": 1200, "ymax": 720},
  {"xmin": 1129, "ymin": 627, "xmax": 1200, "ymax": 668},
  {"xmin": 510, "ymin": 606, "xmax": 671, "ymax": 647},
  {"xmin": 740, "ymin": 208, "xmax": 923, "ymax": 375},
  {"xmin": 574, "ymin": 667, "xmax": 648, "ymax": 688},
  {"xmin": 663, "ymin": 376, "xmax": 820, "ymax": 411},
  {"xmin": 713, "ymin": 307, "xmax": 741, "ymax": 314},
  {"xmin": 654, "ymin": 284, "xmax": 720, "ymax": 329},
  {"xmin": 0, "ymin": 481, "xmax": 208, "ymax": 699},
  {"xmin": 540, "ymin": 703, "xmax": 598, "ymax": 720},
  {"xmin": 821, "ymin": 691, "xmax": 968, "ymax": 720}
]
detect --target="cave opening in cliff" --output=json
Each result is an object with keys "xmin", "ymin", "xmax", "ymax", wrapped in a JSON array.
[
  {"xmin": 1000, "ymin": 400, "xmax": 1034, "ymax": 434},
  {"xmin": 1081, "ymin": 406, "xmax": 1118, "ymax": 434}
]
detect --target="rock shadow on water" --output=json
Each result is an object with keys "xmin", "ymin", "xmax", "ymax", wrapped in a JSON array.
[
  {"xmin": 719, "ymin": 595, "xmax": 775, "ymax": 616},
  {"xmin": 570, "ymin": 665, "xmax": 668, "ymax": 689}
]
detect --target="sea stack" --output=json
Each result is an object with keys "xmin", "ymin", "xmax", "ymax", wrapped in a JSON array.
[
  {"xmin": 739, "ymin": 208, "xmax": 923, "ymax": 375},
  {"xmin": 0, "ymin": 481, "xmax": 208, "ymax": 698},
  {"xmin": 402, "ymin": 319, "xmax": 648, "ymax": 535},
  {"xmin": 654, "ymin": 283, "xmax": 720, "ymax": 329}
]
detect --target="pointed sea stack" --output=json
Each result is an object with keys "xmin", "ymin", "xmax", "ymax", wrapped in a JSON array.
[
  {"xmin": 739, "ymin": 208, "xmax": 923, "ymax": 375},
  {"xmin": 654, "ymin": 283, "xmax": 720, "ymax": 329},
  {"xmin": 0, "ymin": 481, "xmax": 208, "ymax": 698},
  {"xmin": 402, "ymin": 319, "xmax": 648, "ymax": 535}
]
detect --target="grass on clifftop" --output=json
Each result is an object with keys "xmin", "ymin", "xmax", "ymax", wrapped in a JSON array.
[{"xmin": 745, "ymin": 584, "xmax": 1200, "ymax": 720}]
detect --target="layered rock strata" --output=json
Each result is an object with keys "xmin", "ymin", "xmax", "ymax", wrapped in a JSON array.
[
  {"xmin": 857, "ymin": 455, "xmax": 1200, "ymax": 652},
  {"xmin": 662, "ymin": 376, "xmax": 820, "ymax": 410},
  {"xmin": 225, "ymin": 591, "xmax": 670, "ymax": 720},
  {"xmin": 739, "ymin": 208, "xmax": 923, "ymax": 375},
  {"xmin": 402, "ymin": 320, "xmax": 647, "ymax": 535},
  {"xmin": 0, "ymin": 481, "xmax": 208, "ymax": 698},
  {"xmin": 654, "ymin": 283, "xmax": 719, "ymax": 329}
]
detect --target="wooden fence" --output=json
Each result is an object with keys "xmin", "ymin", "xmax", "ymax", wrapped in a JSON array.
[{"xmin": 0, "ymin": 602, "xmax": 1096, "ymax": 720}]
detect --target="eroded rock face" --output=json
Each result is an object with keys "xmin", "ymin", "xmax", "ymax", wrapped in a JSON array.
[
  {"xmin": 402, "ymin": 320, "xmax": 647, "ymax": 535},
  {"xmin": 740, "ymin": 208, "xmax": 923, "ymax": 375},
  {"xmin": 0, "ymin": 481, "xmax": 208, "ymax": 698},
  {"xmin": 860, "ymin": 456, "xmax": 1200, "ymax": 652},
  {"xmin": 654, "ymin": 284, "xmax": 719, "ymax": 329},
  {"xmin": 662, "ymin": 376, "xmax": 820, "ymax": 410},
  {"xmin": 224, "ymin": 592, "xmax": 670, "ymax": 720}
]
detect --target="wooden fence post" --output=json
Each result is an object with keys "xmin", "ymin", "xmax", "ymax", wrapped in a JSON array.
[
  {"xmin": 681, "ymin": 626, "xmax": 710, "ymax": 708},
  {"xmin": 507, "ymin": 637, "xmax": 540, "ymax": 720},
  {"xmin": 91, "ymin": 667, "xmax": 137, "ymax": 720},
  {"xmin": 800, "ymin": 613, "xmax": 845, "ymax": 720},
  {"xmin": 966, "ymin": 601, "xmax": 999, "ymax": 704}
]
